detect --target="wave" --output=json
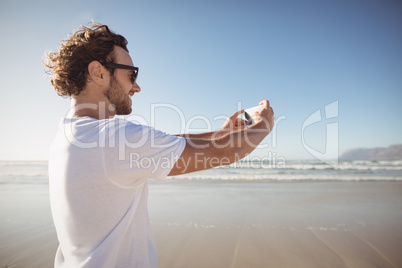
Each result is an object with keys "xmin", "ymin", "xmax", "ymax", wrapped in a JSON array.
[
  {"xmin": 1, "ymin": 160, "xmax": 401, "ymax": 184},
  {"xmin": 0, "ymin": 172, "xmax": 48, "ymax": 177},
  {"xmin": 0, "ymin": 161, "xmax": 48, "ymax": 167},
  {"xmin": 170, "ymin": 173, "xmax": 402, "ymax": 182},
  {"xmin": 227, "ymin": 160, "xmax": 402, "ymax": 171},
  {"xmin": 170, "ymin": 176, "xmax": 402, "ymax": 182}
]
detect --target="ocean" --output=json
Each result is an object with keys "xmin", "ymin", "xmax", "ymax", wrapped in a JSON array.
[{"xmin": 0, "ymin": 160, "xmax": 401, "ymax": 184}]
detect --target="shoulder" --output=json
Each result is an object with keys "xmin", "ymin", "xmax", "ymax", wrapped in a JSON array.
[
  {"xmin": 105, "ymin": 117, "xmax": 184, "ymax": 145},
  {"xmin": 104, "ymin": 117, "xmax": 156, "ymax": 135}
]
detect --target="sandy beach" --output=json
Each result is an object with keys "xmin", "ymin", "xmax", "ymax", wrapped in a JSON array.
[{"xmin": 1, "ymin": 180, "xmax": 401, "ymax": 268}]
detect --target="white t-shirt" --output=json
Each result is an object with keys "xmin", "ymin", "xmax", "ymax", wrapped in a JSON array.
[{"xmin": 48, "ymin": 116, "xmax": 186, "ymax": 268}]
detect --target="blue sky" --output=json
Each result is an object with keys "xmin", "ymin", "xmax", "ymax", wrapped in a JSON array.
[{"xmin": 0, "ymin": 0, "xmax": 401, "ymax": 161}]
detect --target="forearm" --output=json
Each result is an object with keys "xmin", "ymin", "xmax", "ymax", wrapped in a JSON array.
[
  {"xmin": 174, "ymin": 130, "xmax": 229, "ymax": 140},
  {"xmin": 171, "ymin": 122, "xmax": 270, "ymax": 176},
  {"xmin": 169, "ymin": 100, "xmax": 274, "ymax": 176},
  {"xmin": 174, "ymin": 109, "xmax": 246, "ymax": 140},
  {"xmin": 215, "ymin": 121, "xmax": 270, "ymax": 163}
]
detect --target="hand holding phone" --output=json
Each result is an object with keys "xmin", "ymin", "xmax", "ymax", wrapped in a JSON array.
[{"xmin": 243, "ymin": 105, "xmax": 265, "ymax": 126}]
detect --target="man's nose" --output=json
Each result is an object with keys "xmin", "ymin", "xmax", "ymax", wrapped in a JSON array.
[{"xmin": 133, "ymin": 82, "xmax": 141, "ymax": 92}]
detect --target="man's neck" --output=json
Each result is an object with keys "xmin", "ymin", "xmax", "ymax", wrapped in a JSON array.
[{"xmin": 70, "ymin": 96, "xmax": 116, "ymax": 120}]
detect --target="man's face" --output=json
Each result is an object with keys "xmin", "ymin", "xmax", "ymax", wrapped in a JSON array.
[
  {"xmin": 104, "ymin": 75, "xmax": 132, "ymax": 115},
  {"xmin": 103, "ymin": 46, "xmax": 141, "ymax": 115}
]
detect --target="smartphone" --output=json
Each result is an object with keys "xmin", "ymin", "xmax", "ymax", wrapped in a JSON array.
[{"xmin": 244, "ymin": 105, "xmax": 264, "ymax": 126}]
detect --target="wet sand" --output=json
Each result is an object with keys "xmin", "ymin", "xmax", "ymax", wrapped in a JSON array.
[
  {"xmin": 150, "ymin": 181, "xmax": 402, "ymax": 268},
  {"xmin": 1, "ymin": 181, "xmax": 401, "ymax": 267}
]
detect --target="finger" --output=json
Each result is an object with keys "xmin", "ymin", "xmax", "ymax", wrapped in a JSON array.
[
  {"xmin": 259, "ymin": 100, "xmax": 270, "ymax": 108},
  {"xmin": 230, "ymin": 109, "xmax": 245, "ymax": 118},
  {"xmin": 235, "ymin": 118, "xmax": 246, "ymax": 126}
]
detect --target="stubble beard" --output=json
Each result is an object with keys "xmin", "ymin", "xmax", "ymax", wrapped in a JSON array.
[{"xmin": 104, "ymin": 76, "xmax": 132, "ymax": 115}]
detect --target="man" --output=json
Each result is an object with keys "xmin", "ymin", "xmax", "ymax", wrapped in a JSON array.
[{"xmin": 45, "ymin": 22, "xmax": 274, "ymax": 268}]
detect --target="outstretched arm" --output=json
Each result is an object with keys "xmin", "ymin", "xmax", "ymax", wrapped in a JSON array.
[
  {"xmin": 174, "ymin": 110, "xmax": 246, "ymax": 140},
  {"xmin": 169, "ymin": 100, "xmax": 274, "ymax": 176}
]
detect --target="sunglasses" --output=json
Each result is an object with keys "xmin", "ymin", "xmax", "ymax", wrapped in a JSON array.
[{"xmin": 100, "ymin": 62, "xmax": 139, "ymax": 84}]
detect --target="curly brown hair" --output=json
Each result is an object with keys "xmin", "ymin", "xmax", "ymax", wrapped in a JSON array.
[{"xmin": 44, "ymin": 22, "xmax": 128, "ymax": 96}]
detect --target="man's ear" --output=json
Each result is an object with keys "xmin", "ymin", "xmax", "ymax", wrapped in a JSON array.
[{"xmin": 87, "ymin": 61, "xmax": 107, "ymax": 86}]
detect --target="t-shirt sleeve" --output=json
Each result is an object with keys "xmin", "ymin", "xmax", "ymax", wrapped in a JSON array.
[{"xmin": 101, "ymin": 119, "xmax": 186, "ymax": 184}]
